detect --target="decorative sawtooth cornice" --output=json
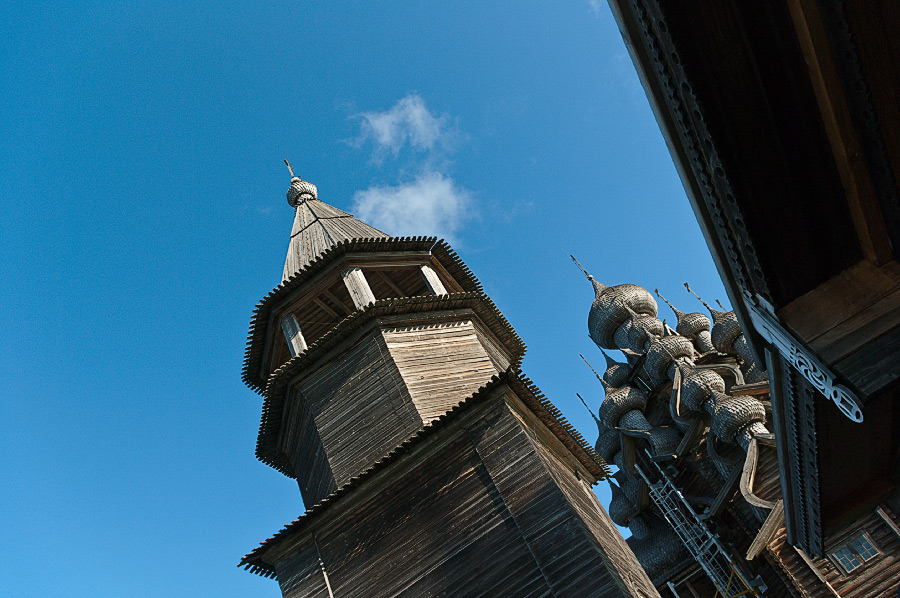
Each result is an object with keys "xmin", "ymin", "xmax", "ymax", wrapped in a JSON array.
[
  {"xmin": 430, "ymin": 240, "xmax": 484, "ymax": 294},
  {"xmin": 240, "ymin": 367, "xmax": 609, "ymax": 576},
  {"xmin": 255, "ymin": 291, "xmax": 528, "ymax": 475},
  {"xmin": 242, "ymin": 237, "xmax": 486, "ymax": 394}
]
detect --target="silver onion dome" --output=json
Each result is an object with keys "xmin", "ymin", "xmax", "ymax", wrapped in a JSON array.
[
  {"xmin": 589, "ymin": 283, "xmax": 659, "ymax": 349},
  {"xmin": 287, "ymin": 177, "xmax": 318, "ymax": 207}
]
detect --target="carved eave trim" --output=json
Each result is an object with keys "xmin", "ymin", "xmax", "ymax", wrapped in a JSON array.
[
  {"xmin": 240, "ymin": 368, "xmax": 608, "ymax": 576},
  {"xmin": 255, "ymin": 292, "xmax": 527, "ymax": 476},
  {"xmin": 606, "ymin": 0, "xmax": 770, "ymax": 369},
  {"xmin": 747, "ymin": 293, "xmax": 863, "ymax": 422},
  {"xmin": 241, "ymin": 237, "xmax": 485, "ymax": 394}
]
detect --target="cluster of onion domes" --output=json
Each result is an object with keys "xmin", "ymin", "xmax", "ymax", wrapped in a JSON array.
[
  {"xmin": 656, "ymin": 289, "xmax": 714, "ymax": 353},
  {"xmin": 586, "ymin": 275, "xmax": 769, "ymax": 450},
  {"xmin": 683, "ymin": 284, "xmax": 767, "ymax": 383},
  {"xmin": 578, "ymin": 266, "xmax": 772, "ymax": 542}
]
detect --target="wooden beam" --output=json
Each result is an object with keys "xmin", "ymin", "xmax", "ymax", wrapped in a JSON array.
[
  {"xmin": 786, "ymin": 0, "xmax": 892, "ymax": 264},
  {"xmin": 420, "ymin": 264, "xmax": 448, "ymax": 295},
  {"xmin": 341, "ymin": 267, "xmax": 376, "ymax": 309},
  {"xmin": 876, "ymin": 506, "xmax": 900, "ymax": 541},
  {"xmin": 701, "ymin": 461, "xmax": 743, "ymax": 520},
  {"xmin": 280, "ymin": 312, "xmax": 308, "ymax": 357},
  {"xmin": 322, "ymin": 289, "xmax": 352, "ymax": 315},
  {"xmin": 794, "ymin": 547, "xmax": 841, "ymax": 597},
  {"xmin": 746, "ymin": 499, "xmax": 784, "ymax": 560},
  {"xmin": 312, "ymin": 297, "xmax": 340, "ymax": 320},
  {"xmin": 376, "ymin": 270, "xmax": 406, "ymax": 297},
  {"xmin": 740, "ymin": 437, "xmax": 776, "ymax": 509}
]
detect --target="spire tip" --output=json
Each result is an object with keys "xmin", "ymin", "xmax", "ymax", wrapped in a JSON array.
[
  {"xmin": 284, "ymin": 159, "xmax": 297, "ymax": 179},
  {"xmin": 570, "ymin": 255, "xmax": 594, "ymax": 281},
  {"xmin": 684, "ymin": 282, "xmax": 715, "ymax": 312}
]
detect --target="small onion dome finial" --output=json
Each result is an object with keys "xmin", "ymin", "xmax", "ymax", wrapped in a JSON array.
[
  {"xmin": 284, "ymin": 158, "xmax": 318, "ymax": 207},
  {"xmin": 655, "ymin": 288, "xmax": 685, "ymax": 318},
  {"xmin": 571, "ymin": 254, "xmax": 609, "ymax": 292},
  {"xmin": 598, "ymin": 347, "xmax": 622, "ymax": 370}
]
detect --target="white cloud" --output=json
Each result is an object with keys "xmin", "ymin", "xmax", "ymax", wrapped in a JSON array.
[
  {"xmin": 588, "ymin": 0, "xmax": 603, "ymax": 16},
  {"xmin": 351, "ymin": 172, "xmax": 472, "ymax": 241},
  {"xmin": 356, "ymin": 94, "xmax": 449, "ymax": 157}
]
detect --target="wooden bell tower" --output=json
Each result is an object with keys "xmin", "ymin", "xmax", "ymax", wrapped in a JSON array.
[{"xmin": 239, "ymin": 169, "xmax": 658, "ymax": 597}]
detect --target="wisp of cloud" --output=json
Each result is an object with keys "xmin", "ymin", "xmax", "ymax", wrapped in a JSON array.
[
  {"xmin": 351, "ymin": 172, "xmax": 471, "ymax": 242},
  {"xmin": 357, "ymin": 94, "xmax": 449, "ymax": 157}
]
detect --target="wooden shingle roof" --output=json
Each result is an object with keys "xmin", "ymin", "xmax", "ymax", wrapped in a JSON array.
[
  {"xmin": 242, "ymin": 238, "xmax": 485, "ymax": 395},
  {"xmin": 282, "ymin": 199, "xmax": 388, "ymax": 282}
]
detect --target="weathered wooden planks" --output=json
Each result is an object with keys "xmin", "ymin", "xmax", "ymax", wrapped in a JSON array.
[
  {"xmin": 279, "ymin": 328, "xmax": 422, "ymax": 506},
  {"xmin": 384, "ymin": 320, "xmax": 504, "ymax": 422},
  {"xmin": 270, "ymin": 396, "xmax": 652, "ymax": 597},
  {"xmin": 767, "ymin": 505, "xmax": 900, "ymax": 597}
]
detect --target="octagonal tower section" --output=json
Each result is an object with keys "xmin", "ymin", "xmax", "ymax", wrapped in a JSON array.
[{"xmin": 242, "ymin": 177, "xmax": 524, "ymax": 507}]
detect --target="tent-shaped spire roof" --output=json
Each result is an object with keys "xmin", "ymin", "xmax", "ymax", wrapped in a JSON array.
[{"xmin": 281, "ymin": 162, "xmax": 388, "ymax": 282}]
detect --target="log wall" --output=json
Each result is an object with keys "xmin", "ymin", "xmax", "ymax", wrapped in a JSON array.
[{"xmin": 767, "ymin": 505, "xmax": 900, "ymax": 597}]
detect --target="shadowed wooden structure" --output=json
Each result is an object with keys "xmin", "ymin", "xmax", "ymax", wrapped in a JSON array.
[
  {"xmin": 598, "ymin": 1, "xmax": 900, "ymax": 595},
  {"xmin": 239, "ymin": 172, "xmax": 659, "ymax": 597}
]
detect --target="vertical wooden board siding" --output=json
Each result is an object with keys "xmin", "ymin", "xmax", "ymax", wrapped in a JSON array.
[
  {"xmin": 473, "ymin": 403, "xmax": 655, "ymax": 597},
  {"xmin": 276, "ymin": 543, "xmax": 331, "ymax": 598},
  {"xmin": 472, "ymin": 319, "xmax": 513, "ymax": 372},
  {"xmin": 527, "ymin": 427, "xmax": 656, "ymax": 597},
  {"xmin": 279, "ymin": 387, "xmax": 337, "ymax": 507},
  {"xmin": 315, "ymin": 432, "xmax": 554, "ymax": 598},
  {"xmin": 383, "ymin": 320, "xmax": 501, "ymax": 422},
  {"xmin": 275, "ymin": 397, "xmax": 651, "ymax": 597},
  {"xmin": 291, "ymin": 329, "xmax": 422, "ymax": 505}
]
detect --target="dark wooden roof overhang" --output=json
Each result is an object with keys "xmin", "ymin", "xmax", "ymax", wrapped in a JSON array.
[
  {"xmin": 607, "ymin": 0, "xmax": 900, "ymax": 557},
  {"xmin": 255, "ymin": 292, "xmax": 527, "ymax": 476},
  {"xmin": 241, "ymin": 237, "xmax": 484, "ymax": 394},
  {"xmin": 239, "ymin": 368, "xmax": 610, "ymax": 577}
]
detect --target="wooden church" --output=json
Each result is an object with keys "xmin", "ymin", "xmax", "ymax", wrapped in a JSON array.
[{"xmin": 238, "ymin": 169, "xmax": 658, "ymax": 597}]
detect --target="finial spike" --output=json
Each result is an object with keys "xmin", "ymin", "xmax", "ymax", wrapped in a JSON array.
[
  {"xmin": 284, "ymin": 159, "xmax": 296, "ymax": 179},
  {"xmin": 655, "ymin": 288, "xmax": 684, "ymax": 317},
  {"xmin": 580, "ymin": 353, "xmax": 605, "ymax": 384},
  {"xmin": 716, "ymin": 298, "xmax": 727, "ymax": 311},
  {"xmin": 597, "ymin": 347, "xmax": 620, "ymax": 369},
  {"xmin": 570, "ymin": 255, "xmax": 593, "ymax": 281},
  {"xmin": 684, "ymin": 282, "xmax": 715, "ymax": 312},
  {"xmin": 576, "ymin": 393, "xmax": 601, "ymax": 425}
]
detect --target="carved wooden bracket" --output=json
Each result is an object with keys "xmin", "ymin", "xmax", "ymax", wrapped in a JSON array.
[{"xmin": 746, "ymin": 295, "xmax": 863, "ymax": 422}]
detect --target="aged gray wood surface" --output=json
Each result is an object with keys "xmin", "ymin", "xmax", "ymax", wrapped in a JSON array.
[{"xmin": 271, "ymin": 396, "xmax": 651, "ymax": 597}]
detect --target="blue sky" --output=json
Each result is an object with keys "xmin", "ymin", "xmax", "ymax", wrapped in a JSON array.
[{"xmin": 1, "ymin": 2, "xmax": 729, "ymax": 596}]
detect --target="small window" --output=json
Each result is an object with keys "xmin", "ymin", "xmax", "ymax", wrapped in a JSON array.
[
  {"xmin": 833, "ymin": 547, "xmax": 862, "ymax": 574},
  {"xmin": 849, "ymin": 534, "xmax": 879, "ymax": 562},
  {"xmin": 831, "ymin": 532, "xmax": 880, "ymax": 575}
]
